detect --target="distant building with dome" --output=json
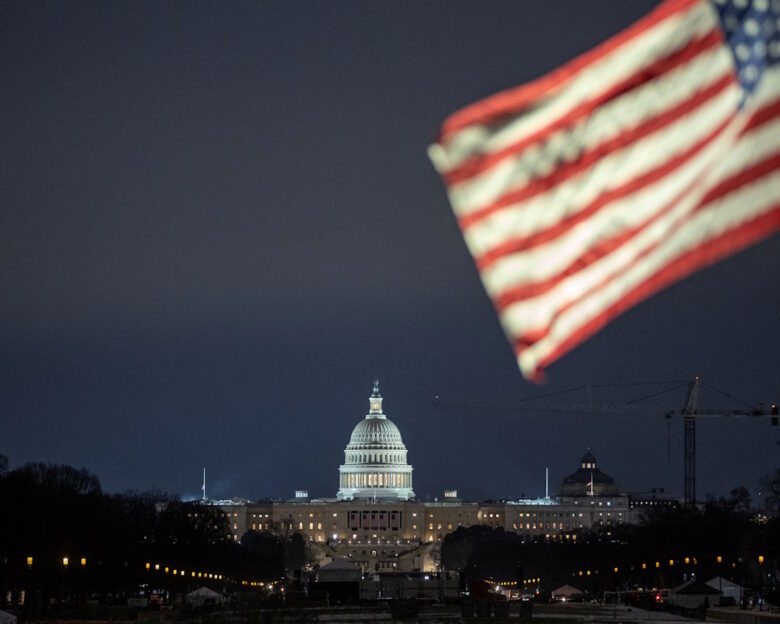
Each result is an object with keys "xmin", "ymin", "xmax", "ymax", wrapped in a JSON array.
[
  {"xmin": 214, "ymin": 381, "xmax": 678, "ymax": 573},
  {"xmin": 337, "ymin": 380, "xmax": 414, "ymax": 501},
  {"xmin": 560, "ymin": 449, "xmax": 620, "ymax": 497}
]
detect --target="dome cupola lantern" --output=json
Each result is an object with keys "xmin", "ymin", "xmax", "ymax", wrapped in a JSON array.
[{"xmin": 369, "ymin": 378, "xmax": 383, "ymax": 415}]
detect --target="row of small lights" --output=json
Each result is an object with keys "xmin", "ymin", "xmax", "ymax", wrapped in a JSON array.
[
  {"xmin": 23, "ymin": 553, "xmax": 766, "ymax": 583},
  {"xmin": 465, "ymin": 554, "xmax": 771, "ymax": 589},
  {"xmin": 144, "ymin": 563, "xmax": 279, "ymax": 589},
  {"xmin": 494, "ymin": 578, "xmax": 541, "ymax": 587},
  {"xmin": 23, "ymin": 556, "xmax": 277, "ymax": 587},
  {"xmin": 145, "ymin": 563, "xmax": 222, "ymax": 580},
  {"xmin": 241, "ymin": 581, "xmax": 275, "ymax": 588},
  {"xmin": 26, "ymin": 556, "xmax": 87, "ymax": 568},
  {"xmin": 23, "ymin": 557, "xmax": 232, "ymax": 578},
  {"xmin": 487, "ymin": 555, "xmax": 768, "ymax": 588},
  {"xmin": 574, "ymin": 554, "xmax": 766, "ymax": 577}
]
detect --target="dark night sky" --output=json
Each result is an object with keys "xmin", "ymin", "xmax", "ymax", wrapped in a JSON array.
[{"xmin": 1, "ymin": 1, "xmax": 778, "ymax": 504}]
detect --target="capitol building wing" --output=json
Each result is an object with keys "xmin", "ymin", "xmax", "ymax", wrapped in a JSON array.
[{"xmin": 337, "ymin": 381, "xmax": 414, "ymax": 501}]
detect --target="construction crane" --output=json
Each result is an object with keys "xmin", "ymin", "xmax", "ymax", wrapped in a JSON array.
[{"xmin": 433, "ymin": 377, "xmax": 777, "ymax": 505}]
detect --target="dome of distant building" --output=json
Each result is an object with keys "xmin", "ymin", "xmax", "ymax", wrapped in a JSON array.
[
  {"xmin": 348, "ymin": 415, "xmax": 405, "ymax": 448},
  {"xmin": 337, "ymin": 380, "xmax": 414, "ymax": 501},
  {"xmin": 560, "ymin": 449, "xmax": 620, "ymax": 497}
]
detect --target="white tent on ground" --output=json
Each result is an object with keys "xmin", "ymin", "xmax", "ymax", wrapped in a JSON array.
[
  {"xmin": 185, "ymin": 586, "xmax": 224, "ymax": 608},
  {"xmin": 551, "ymin": 584, "xmax": 583, "ymax": 601},
  {"xmin": 0, "ymin": 611, "xmax": 17, "ymax": 624},
  {"xmin": 706, "ymin": 577, "xmax": 744, "ymax": 605},
  {"xmin": 668, "ymin": 579, "xmax": 721, "ymax": 609}
]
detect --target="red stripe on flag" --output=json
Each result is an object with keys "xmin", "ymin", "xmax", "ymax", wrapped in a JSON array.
[
  {"xmin": 439, "ymin": 0, "xmax": 701, "ymax": 140},
  {"xmin": 524, "ymin": 204, "xmax": 780, "ymax": 378},
  {"xmin": 445, "ymin": 30, "xmax": 725, "ymax": 186},
  {"xmin": 473, "ymin": 114, "xmax": 735, "ymax": 270},
  {"xmin": 698, "ymin": 149, "xmax": 780, "ymax": 207},
  {"xmin": 742, "ymin": 97, "xmax": 780, "ymax": 133}
]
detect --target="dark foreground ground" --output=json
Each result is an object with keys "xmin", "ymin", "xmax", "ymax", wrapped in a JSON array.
[{"xmin": 15, "ymin": 602, "xmax": 778, "ymax": 624}]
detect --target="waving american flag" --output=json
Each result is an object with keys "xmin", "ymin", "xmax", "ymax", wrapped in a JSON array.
[{"xmin": 429, "ymin": 0, "xmax": 780, "ymax": 381}]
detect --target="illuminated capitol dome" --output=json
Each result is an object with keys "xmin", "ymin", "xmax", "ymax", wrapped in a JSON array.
[{"xmin": 337, "ymin": 380, "xmax": 414, "ymax": 501}]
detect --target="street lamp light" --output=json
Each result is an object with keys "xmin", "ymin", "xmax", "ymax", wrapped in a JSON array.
[
  {"xmin": 62, "ymin": 557, "xmax": 69, "ymax": 567},
  {"xmin": 27, "ymin": 556, "xmax": 33, "ymax": 569}
]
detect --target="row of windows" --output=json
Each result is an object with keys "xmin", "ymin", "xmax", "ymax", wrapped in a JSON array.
[
  {"xmin": 428, "ymin": 522, "xmax": 456, "ymax": 530},
  {"xmin": 513, "ymin": 521, "xmax": 584, "ymax": 530},
  {"xmin": 347, "ymin": 452, "xmax": 405, "ymax": 464},
  {"xmin": 341, "ymin": 472, "xmax": 411, "ymax": 488},
  {"xmin": 348, "ymin": 510, "xmax": 402, "ymax": 531},
  {"xmin": 513, "ymin": 511, "xmax": 582, "ymax": 518}
]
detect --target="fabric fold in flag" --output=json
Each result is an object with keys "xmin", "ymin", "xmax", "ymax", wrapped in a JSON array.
[{"xmin": 429, "ymin": 0, "xmax": 780, "ymax": 381}]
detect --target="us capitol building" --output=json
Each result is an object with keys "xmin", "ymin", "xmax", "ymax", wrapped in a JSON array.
[{"xmin": 216, "ymin": 382, "xmax": 674, "ymax": 573}]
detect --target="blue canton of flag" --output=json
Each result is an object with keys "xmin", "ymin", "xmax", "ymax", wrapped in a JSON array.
[{"xmin": 714, "ymin": 0, "xmax": 780, "ymax": 97}]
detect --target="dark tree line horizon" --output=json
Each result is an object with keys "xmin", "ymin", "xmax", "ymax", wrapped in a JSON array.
[
  {"xmin": 0, "ymin": 455, "xmax": 298, "ymax": 615},
  {"xmin": 1, "ymin": 453, "xmax": 778, "ymax": 613},
  {"xmin": 442, "ymin": 477, "xmax": 779, "ymax": 604}
]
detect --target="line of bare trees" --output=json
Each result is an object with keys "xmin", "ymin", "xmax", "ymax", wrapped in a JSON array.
[
  {"xmin": 0, "ymin": 456, "xmax": 292, "ymax": 615},
  {"xmin": 442, "ymin": 472, "xmax": 780, "ymax": 603}
]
